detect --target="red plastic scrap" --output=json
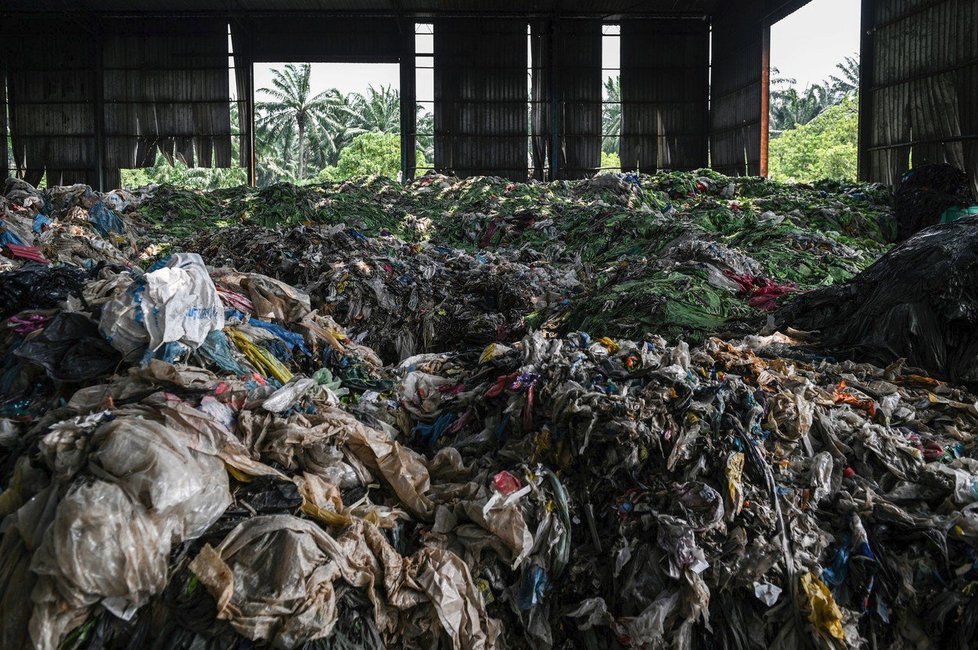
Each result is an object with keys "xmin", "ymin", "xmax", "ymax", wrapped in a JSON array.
[
  {"xmin": 217, "ymin": 286, "xmax": 254, "ymax": 313},
  {"xmin": 492, "ymin": 470, "xmax": 522, "ymax": 495},
  {"xmin": 833, "ymin": 380, "xmax": 877, "ymax": 417},
  {"xmin": 724, "ymin": 270, "xmax": 797, "ymax": 311},
  {"xmin": 4, "ymin": 244, "xmax": 48, "ymax": 263},
  {"xmin": 485, "ymin": 371, "xmax": 519, "ymax": 398}
]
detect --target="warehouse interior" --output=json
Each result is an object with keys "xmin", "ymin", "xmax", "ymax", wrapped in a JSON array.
[
  {"xmin": 2, "ymin": 2, "xmax": 978, "ymax": 650},
  {"xmin": 1, "ymin": 0, "xmax": 976, "ymax": 191}
]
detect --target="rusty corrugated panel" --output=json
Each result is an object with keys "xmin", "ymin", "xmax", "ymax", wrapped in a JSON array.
[
  {"xmin": 555, "ymin": 19, "xmax": 602, "ymax": 179},
  {"xmin": 710, "ymin": 0, "xmax": 764, "ymax": 177},
  {"xmin": 620, "ymin": 18, "xmax": 710, "ymax": 173},
  {"xmin": 102, "ymin": 18, "xmax": 231, "ymax": 172},
  {"xmin": 864, "ymin": 0, "xmax": 978, "ymax": 195},
  {"xmin": 434, "ymin": 19, "xmax": 528, "ymax": 180}
]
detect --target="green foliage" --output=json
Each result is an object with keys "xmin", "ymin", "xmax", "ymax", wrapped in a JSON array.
[
  {"xmin": 120, "ymin": 156, "xmax": 246, "ymax": 190},
  {"xmin": 600, "ymin": 151, "xmax": 621, "ymax": 172},
  {"xmin": 317, "ymin": 132, "xmax": 427, "ymax": 182},
  {"xmin": 769, "ymin": 54, "xmax": 859, "ymax": 135},
  {"xmin": 769, "ymin": 96, "xmax": 858, "ymax": 183},
  {"xmin": 602, "ymin": 76, "xmax": 621, "ymax": 155}
]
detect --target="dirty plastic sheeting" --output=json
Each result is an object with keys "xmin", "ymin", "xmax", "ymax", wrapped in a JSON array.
[{"xmin": 1, "ymin": 172, "xmax": 978, "ymax": 650}]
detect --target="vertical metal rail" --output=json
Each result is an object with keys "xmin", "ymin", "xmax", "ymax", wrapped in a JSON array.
[
  {"xmin": 1, "ymin": 52, "xmax": 8, "ymax": 180},
  {"xmin": 857, "ymin": 0, "xmax": 876, "ymax": 181},
  {"xmin": 548, "ymin": 18, "xmax": 559, "ymax": 180},
  {"xmin": 399, "ymin": 20, "xmax": 417, "ymax": 182},
  {"xmin": 246, "ymin": 56, "xmax": 256, "ymax": 187},
  {"xmin": 759, "ymin": 23, "xmax": 770, "ymax": 178},
  {"xmin": 93, "ymin": 23, "xmax": 106, "ymax": 191}
]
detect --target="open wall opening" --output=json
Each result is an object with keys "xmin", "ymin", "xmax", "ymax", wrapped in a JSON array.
[
  {"xmin": 601, "ymin": 24, "xmax": 621, "ymax": 173},
  {"xmin": 768, "ymin": 0, "xmax": 860, "ymax": 182},
  {"xmin": 415, "ymin": 23, "xmax": 434, "ymax": 177},
  {"xmin": 253, "ymin": 61, "xmax": 403, "ymax": 185}
]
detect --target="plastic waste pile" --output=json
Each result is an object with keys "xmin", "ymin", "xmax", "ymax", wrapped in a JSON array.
[
  {"xmin": 2, "ymin": 172, "xmax": 978, "ymax": 650},
  {"xmin": 148, "ymin": 171, "xmax": 893, "ymax": 345},
  {"xmin": 180, "ymin": 223, "xmax": 579, "ymax": 363},
  {"xmin": 779, "ymin": 215, "xmax": 978, "ymax": 383},
  {"xmin": 1, "ymin": 178, "xmax": 141, "ymax": 271},
  {"xmin": 892, "ymin": 163, "xmax": 976, "ymax": 241}
]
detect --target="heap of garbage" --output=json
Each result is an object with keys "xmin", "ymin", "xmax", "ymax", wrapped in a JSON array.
[{"xmin": 2, "ymin": 172, "xmax": 978, "ymax": 650}]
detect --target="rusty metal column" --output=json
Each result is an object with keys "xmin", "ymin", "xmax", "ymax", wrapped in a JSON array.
[{"xmin": 759, "ymin": 24, "xmax": 770, "ymax": 178}]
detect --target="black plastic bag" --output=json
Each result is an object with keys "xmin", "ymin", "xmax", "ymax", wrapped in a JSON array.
[{"xmin": 14, "ymin": 312, "xmax": 121, "ymax": 381}]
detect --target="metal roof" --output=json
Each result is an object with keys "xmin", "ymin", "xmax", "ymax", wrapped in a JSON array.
[{"xmin": 0, "ymin": 0, "xmax": 721, "ymax": 16}]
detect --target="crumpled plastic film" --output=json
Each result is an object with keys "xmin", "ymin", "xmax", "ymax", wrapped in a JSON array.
[
  {"xmin": 7, "ymin": 172, "xmax": 978, "ymax": 650},
  {"xmin": 189, "ymin": 515, "xmax": 499, "ymax": 650}
]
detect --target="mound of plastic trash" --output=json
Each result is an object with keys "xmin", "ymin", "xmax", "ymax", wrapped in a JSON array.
[
  {"xmin": 779, "ymin": 215, "xmax": 978, "ymax": 383},
  {"xmin": 2, "ymin": 172, "xmax": 978, "ymax": 650}
]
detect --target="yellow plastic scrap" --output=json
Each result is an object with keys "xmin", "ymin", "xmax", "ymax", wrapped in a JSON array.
[
  {"xmin": 479, "ymin": 343, "xmax": 496, "ymax": 364},
  {"xmin": 228, "ymin": 328, "xmax": 293, "ymax": 383},
  {"xmin": 725, "ymin": 452, "xmax": 745, "ymax": 517},
  {"xmin": 596, "ymin": 337, "xmax": 620, "ymax": 353},
  {"xmin": 800, "ymin": 572, "xmax": 846, "ymax": 640}
]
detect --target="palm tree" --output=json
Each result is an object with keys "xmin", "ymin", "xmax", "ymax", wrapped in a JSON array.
[
  {"xmin": 256, "ymin": 64, "xmax": 344, "ymax": 179},
  {"xmin": 602, "ymin": 76, "xmax": 621, "ymax": 154},
  {"xmin": 306, "ymin": 90, "xmax": 364, "ymax": 170},
  {"xmin": 346, "ymin": 84, "xmax": 401, "ymax": 133},
  {"xmin": 829, "ymin": 54, "xmax": 860, "ymax": 100},
  {"xmin": 416, "ymin": 108, "xmax": 434, "ymax": 161},
  {"xmin": 770, "ymin": 83, "xmax": 834, "ymax": 135}
]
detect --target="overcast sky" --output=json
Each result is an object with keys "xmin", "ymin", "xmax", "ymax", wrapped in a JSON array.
[
  {"xmin": 770, "ymin": 0, "xmax": 861, "ymax": 89},
  {"xmin": 248, "ymin": 0, "xmax": 861, "ymax": 101}
]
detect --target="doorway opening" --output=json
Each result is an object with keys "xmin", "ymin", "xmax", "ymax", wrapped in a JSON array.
[
  {"xmin": 768, "ymin": 0, "xmax": 860, "ymax": 182},
  {"xmin": 253, "ymin": 61, "xmax": 406, "ymax": 185}
]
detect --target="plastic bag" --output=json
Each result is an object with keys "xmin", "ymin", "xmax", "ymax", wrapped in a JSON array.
[
  {"xmin": 15, "ymin": 312, "xmax": 121, "ymax": 381},
  {"xmin": 142, "ymin": 253, "xmax": 225, "ymax": 351}
]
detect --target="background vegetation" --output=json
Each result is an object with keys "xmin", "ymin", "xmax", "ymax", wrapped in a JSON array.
[{"xmin": 120, "ymin": 55, "xmax": 860, "ymax": 189}]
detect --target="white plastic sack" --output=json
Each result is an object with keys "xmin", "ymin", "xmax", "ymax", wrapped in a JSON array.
[{"xmin": 142, "ymin": 253, "xmax": 224, "ymax": 351}]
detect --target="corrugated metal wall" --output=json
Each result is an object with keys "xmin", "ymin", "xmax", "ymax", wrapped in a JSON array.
[
  {"xmin": 3, "ymin": 17, "xmax": 98, "ymax": 186},
  {"xmin": 529, "ymin": 20, "xmax": 551, "ymax": 180},
  {"xmin": 555, "ymin": 20, "xmax": 603, "ymax": 179},
  {"xmin": 621, "ymin": 19, "xmax": 711, "ymax": 172},
  {"xmin": 1, "ymin": 16, "xmax": 232, "ymax": 188},
  {"xmin": 434, "ymin": 19, "xmax": 528, "ymax": 180},
  {"xmin": 241, "ymin": 17, "xmax": 401, "ymax": 62},
  {"xmin": 861, "ymin": 0, "xmax": 978, "ymax": 195},
  {"xmin": 103, "ymin": 18, "xmax": 231, "ymax": 177},
  {"xmin": 710, "ymin": 1, "xmax": 765, "ymax": 176}
]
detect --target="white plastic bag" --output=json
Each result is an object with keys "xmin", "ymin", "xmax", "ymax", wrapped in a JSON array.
[{"xmin": 141, "ymin": 253, "xmax": 225, "ymax": 351}]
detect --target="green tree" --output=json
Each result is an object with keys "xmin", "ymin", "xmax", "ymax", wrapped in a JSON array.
[
  {"xmin": 317, "ymin": 131, "xmax": 426, "ymax": 182},
  {"xmin": 306, "ymin": 89, "xmax": 364, "ymax": 172},
  {"xmin": 256, "ymin": 64, "xmax": 345, "ymax": 180},
  {"xmin": 416, "ymin": 108, "xmax": 434, "ymax": 161},
  {"xmin": 346, "ymin": 84, "xmax": 401, "ymax": 133},
  {"xmin": 770, "ymin": 83, "xmax": 834, "ymax": 135},
  {"xmin": 829, "ymin": 54, "xmax": 860, "ymax": 100},
  {"xmin": 599, "ymin": 151, "xmax": 621, "ymax": 172},
  {"xmin": 602, "ymin": 76, "xmax": 621, "ymax": 154},
  {"xmin": 769, "ymin": 96, "xmax": 858, "ymax": 183}
]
